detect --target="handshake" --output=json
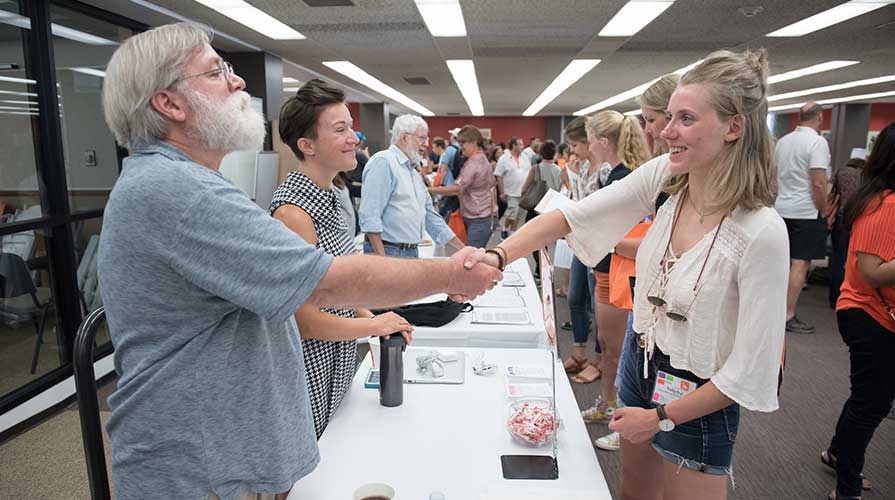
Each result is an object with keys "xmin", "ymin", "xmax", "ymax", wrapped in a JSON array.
[{"xmin": 444, "ymin": 246, "xmax": 506, "ymax": 302}]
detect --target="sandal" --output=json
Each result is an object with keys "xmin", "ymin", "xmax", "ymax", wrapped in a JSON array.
[
  {"xmin": 821, "ymin": 450, "xmax": 872, "ymax": 491},
  {"xmin": 570, "ymin": 363, "xmax": 601, "ymax": 384},
  {"xmin": 563, "ymin": 355, "xmax": 588, "ymax": 373}
]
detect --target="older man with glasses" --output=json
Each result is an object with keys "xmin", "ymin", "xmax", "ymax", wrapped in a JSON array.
[
  {"xmin": 359, "ymin": 114, "xmax": 465, "ymax": 257},
  {"xmin": 98, "ymin": 23, "xmax": 499, "ymax": 500}
]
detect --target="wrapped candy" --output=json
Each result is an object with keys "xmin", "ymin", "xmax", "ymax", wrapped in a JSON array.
[{"xmin": 506, "ymin": 400, "xmax": 558, "ymax": 446}]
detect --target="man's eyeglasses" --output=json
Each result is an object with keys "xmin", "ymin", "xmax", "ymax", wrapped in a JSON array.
[
  {"xmin": 406, "ymin": 132, "xmax": 428, "ymax": 142},
  {"xmin": 174, "ymin": 61, "xmax": 234, "ymax": 86},
  {"xmin": 646, "ymin": 190, "xmax": 725, "ymax": 322}
]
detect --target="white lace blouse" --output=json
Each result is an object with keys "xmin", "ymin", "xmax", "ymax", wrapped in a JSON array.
[{"xmin": 559, "ymin": 154, "xmax": 788, "ymax": 411}]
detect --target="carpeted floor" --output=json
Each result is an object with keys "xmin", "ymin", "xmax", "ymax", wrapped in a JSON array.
[{"xmin": 1, "ymin": 278, "xmax": 892, "ymax": 499}]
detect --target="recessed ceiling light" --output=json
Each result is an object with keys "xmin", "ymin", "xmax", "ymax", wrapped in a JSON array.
[
  {"xmin": 0, "ymin": 75, "xmax": 36, "ymax": 85},
  {"xmin": 523, "ymin": 59, "xmax": 601, "ymax": 116},
  {"xmin": 0, "ymin": 105, "xmax": 38, "ymax": 111},
  {"xmin": 0, "ymin": 100, "xmax": 38, "ymax": 106},
  {"xmin": 768, "ymin": 89, "xmax": 895, "ymax": 112},
  {"xmin": 623, "ymin": 109, "xmax": 643, "ymax": 116},
  {"xmin": 574, "ymin": 59, "xmax": 700, "ymax": 116},
  {"xmin": 193, "ymin": 0, "xmax": 306, "ymax": 40},
  {"xmin": 69, "ymin": 67, "xmax": 106, "ymax": 78},
  {"xmin": 599, "ymin": 1, "xmax": 675, "ymax": 37},
  {"xmin": 414, "ymin": 0, "xmax": 466, "ymax": 37},
  {"xmin": 768, "ymin": 75, "xmax": 895, "ymax": 102},
  {"xmin": 446, "ymin": 60, "xmax": 484, "ymax": 116},
  {"xmin": 283, "ymin": 77, "xmax": 300, "ymax": 84},
  {"xmin": 283, "ymin": 87, "xmax": 301, "ymax": 92},
  {"xmin": 768, "ymin": 60, "xmax": 859, "ymax": 84},
  {"xmin": 0, "ymin": 90, "xmax": 37, "ymax": 97},
  {"xmin": 819, "ymin": 89, "xmax": 895, "ymax": 105},
  {"xmin": 767, "ymin": 0, "xmax": 895, "ymax": 37},
  {"xmin": 0, "ymin": 11, "xmax": 117, "ymax": 45},
  {"xmin": 322, "ymin": 61, "xmax": 433, "ymax": 116}
]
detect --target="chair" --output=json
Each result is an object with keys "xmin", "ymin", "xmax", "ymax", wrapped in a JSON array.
[
  {"xmin": 73, "ymin": 306, "xmax": 112, "ymax": 500},
  {"xmin": 0, "ymin": 252, "xmax": 52, "ymax": 374}
]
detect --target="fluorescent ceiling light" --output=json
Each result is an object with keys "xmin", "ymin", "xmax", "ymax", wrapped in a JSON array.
[
  {"xmin": 523, "ymin": 59, "xmax": 601, "ymax": 116},
  {"xmin": 769, "ymin": 75, "xmax": 895, "ymax": 102},
  {"xmin": 283, "ymin": 87, "xmax": 301, "ymax": 92},
  {"xmin": 820, "ymin": 89, "xmax": 895, "ymax": 105},
  {"xmin": 574, "ymin": 59, "xmax": 700, "ymax": 116},
  {"xmin": 767, "ymin": 1, "xmax": 895, "ymax": 37},
  {"xmin": 283, "ymin": 77, "xmax": 300, "ymax": 84},
  {"xmin": 446, "ymin": 59, "xmax": 484, "ymax": 116},
  {"xmin": 0, "ymin": 110, "xmax": 39, "ymax": 115},
  {"xmin": 0, "ymin": 11, "xmax": 117, "ymax": 45},
  {"xmin": 0, "ymin": 105, "xmax": 38, "ymax": 111},
  {"xmin": 769, "ymin": 89, "xmax": 895, "ymax": 112},
  {"xmin": 599, "ymin": 1, "xmax": 675, "ymax": 37},
  {"xmin": 323, "ymin": 61, "xmax": 433, "ymax": 116},
  {"xmin": 0, "ymin": 75, "xmax": 36, "ymax": 85},
  {"xmin": 414, "ymin": 0, "xmax": 466, "ymax": 37},
  {"xmin": 69, "ymin": 67, "xmax": 106, "ymax": 78},
  {"xmin": 192, "ymin": 0, "xmax": 305, "ymax": 40},
  {"xmin": 768, "ymin": 61, "xmax": 859, "ymax": 84},
  {"xmin": 0, "ymin": 90, "xmax": 37, "ymax": 97},
  {"xmin": 623, "ymin": 109, "xmax": 643, "ymax": 116},
  {"xmin": 0, "ymin": 100, "xmax": 37, "ymax": 105}
]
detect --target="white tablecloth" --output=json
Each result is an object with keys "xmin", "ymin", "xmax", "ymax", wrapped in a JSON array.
[
  {"xmin": 287, "ymin": 348, "xmax": 610, "ymax": 500},
  {"xmin": 402, "ymin": 259, "xmax": 549, "ymax": 349}
]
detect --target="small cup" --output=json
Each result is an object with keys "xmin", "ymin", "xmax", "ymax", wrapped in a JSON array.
[{"xmin": 353, "ymin": 482, "xmax": 395, "ymax": 500}]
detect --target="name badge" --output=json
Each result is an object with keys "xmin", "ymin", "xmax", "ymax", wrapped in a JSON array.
[{"xmin": 651, "ymin": 370, "xmax": 698, "ymax": 405}]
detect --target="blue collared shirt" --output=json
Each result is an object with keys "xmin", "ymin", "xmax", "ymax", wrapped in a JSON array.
[
  {"xmin": 359, "ymin": 144, "xmax": 455, "ymax": 245},
  {"xmin": 99, "ymin": 141, "xmax": 328, "ymax": 500}
]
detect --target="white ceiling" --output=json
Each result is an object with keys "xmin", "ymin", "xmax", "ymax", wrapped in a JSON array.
[{"xmin": 80, "ymin": 0, "xmax": 895, "ymax": 116}]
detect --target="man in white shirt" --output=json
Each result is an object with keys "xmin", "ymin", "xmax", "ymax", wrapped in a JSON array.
[
  {"xmin": 494, "ymin": 136, "xmax": 532, "ymax": 234},
  {"xmin": 774, "ymin": 102, "xmax": 831, "ymax": 334}
]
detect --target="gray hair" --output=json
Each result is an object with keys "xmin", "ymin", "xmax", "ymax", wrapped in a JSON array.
[
  {"xmin": 390, "ymin": 114, "xmax": 427, "ymax": 145},
  {"xmin": 102, "ymin": 22, "xmax": 212, "ymax": 149}
]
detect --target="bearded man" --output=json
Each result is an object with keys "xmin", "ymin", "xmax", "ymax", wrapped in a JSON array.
[
  {"xmin": 98, "ymin": 23, "xmax": 499, "ymax": 500},
  {"xmin": 358, "ymin": 115, "xmax": 464, "ymax": 257}
]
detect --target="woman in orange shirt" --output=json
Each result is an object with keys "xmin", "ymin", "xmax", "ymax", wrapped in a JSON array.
[{"xmin": 823, "ymin": 121, "xmax": 895, "ymax": 500}]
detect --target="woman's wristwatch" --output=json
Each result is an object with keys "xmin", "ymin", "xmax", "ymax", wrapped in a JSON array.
[{"xmin": 656, "ymin": 404, "xmax": 675, "ymax": 432}]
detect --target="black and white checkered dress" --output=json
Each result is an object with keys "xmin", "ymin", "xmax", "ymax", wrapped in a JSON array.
[{"xmin": 269, "ymin": 171, "xmax": 357, "ymax": 438}]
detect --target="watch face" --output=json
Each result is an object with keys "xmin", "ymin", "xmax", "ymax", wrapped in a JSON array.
[{"xmin": 659, "ymin": 419, "xmax": 675, "ymax": 432}]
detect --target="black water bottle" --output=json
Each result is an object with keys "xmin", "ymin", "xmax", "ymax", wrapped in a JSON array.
[{"xmin": 379, "ymin": 335, "xmax": 406, "ymax": 407}]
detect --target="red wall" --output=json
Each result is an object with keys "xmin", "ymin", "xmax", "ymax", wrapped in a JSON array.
[
  {"xmin": 346, "ymin": 102, "xmax": 361, "ymax": 130},
  {"xmin": 785, "ymin": 104, "xmax": 895, "ymax": 132},
  {"xmin": 422, "ymin": 116, "xmax": 547, "ymax": 146},
  {"xmin": 869, "ymin": 103, "xmax": 895, "ymax": 131}
]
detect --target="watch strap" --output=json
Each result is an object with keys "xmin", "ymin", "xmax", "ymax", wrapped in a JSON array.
[{"xmin": 656, "ymin": 404, "xmax": 668, "ymax": 421}]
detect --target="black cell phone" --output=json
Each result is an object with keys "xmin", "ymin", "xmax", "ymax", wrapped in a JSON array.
[{"xmin": 500, "ymin": 455, "xmax": 558, "ymax": 480}]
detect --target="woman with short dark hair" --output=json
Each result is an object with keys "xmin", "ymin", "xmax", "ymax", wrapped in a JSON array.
[{"xmin": 272, "ymin": 79, "xmax": 413, "ymax": 437}]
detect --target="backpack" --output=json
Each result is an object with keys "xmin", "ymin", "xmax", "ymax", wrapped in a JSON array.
[{"xmin": 448, "ymin": 144, "xmax": 467, "ymax": 179}]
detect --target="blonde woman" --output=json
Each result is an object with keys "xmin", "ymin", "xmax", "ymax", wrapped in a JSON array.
[
  {"xmin": 640, "ymin": 74, "xmax": 681, "ymax": 156},
  {"xmin": 596, "ymin": 73, "xmax": 680, "ymax": 452},
  {"xmin": 578, "ymin": 111, "xmax": 650, "ymax": 433},
  {"xmin": 469, "ymin": 49, "xmax": 786, "ymax": 499}
]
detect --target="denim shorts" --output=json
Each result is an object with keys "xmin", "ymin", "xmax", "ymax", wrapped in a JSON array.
[{"xmin": 617, "ymin": 333, "xmax": 739, "ymax": 476}]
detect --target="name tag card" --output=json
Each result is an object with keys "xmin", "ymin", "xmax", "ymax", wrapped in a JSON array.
[{"xmin": 651, "ymin": 370, "xmax": 698, "ymax": 405}]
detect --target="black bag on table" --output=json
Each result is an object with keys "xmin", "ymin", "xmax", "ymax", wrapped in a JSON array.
[{"xmin": 372, "ymin": 299, "xmax": 473, "ymax": 327}]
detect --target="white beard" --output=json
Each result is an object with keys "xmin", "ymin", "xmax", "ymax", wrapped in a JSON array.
[
  {"xmin": 407, "ymin": 148, "xmax": 423, "ymax": 165},
  {"xmin": 183, "ymin": 89, "xmax": 266, "ymax": 152}
]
